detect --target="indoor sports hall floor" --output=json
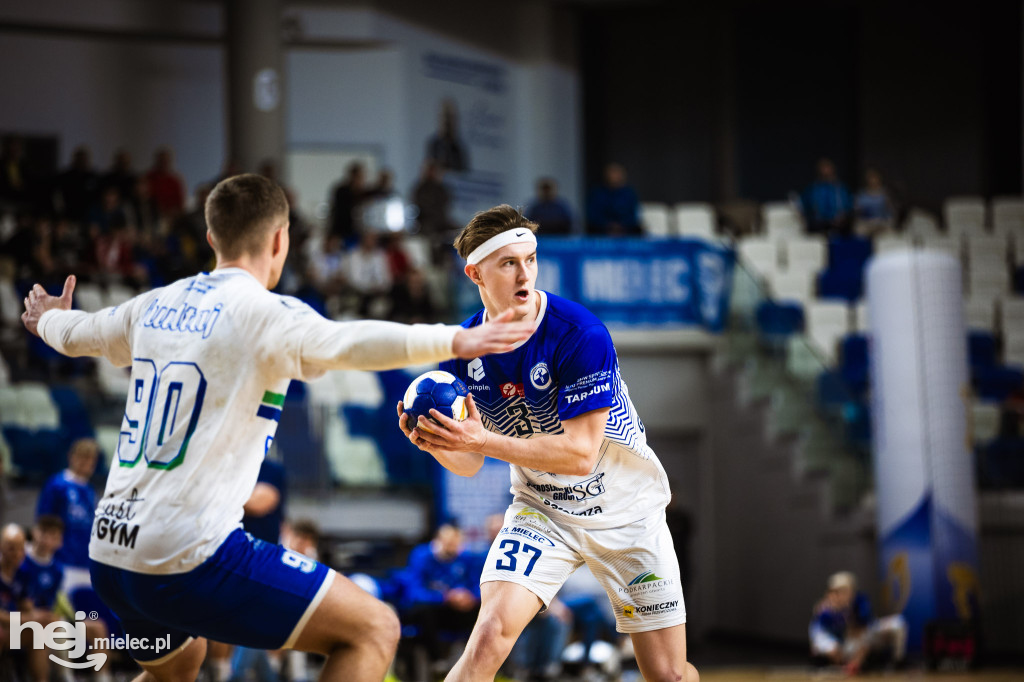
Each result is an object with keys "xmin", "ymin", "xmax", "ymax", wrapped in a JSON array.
[{"xmin": 698, "ymin": 670, "xmax": 1023, "ymax": 681}]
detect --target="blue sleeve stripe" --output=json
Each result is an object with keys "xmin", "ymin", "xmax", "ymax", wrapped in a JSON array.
[{"xmin": 256, "ymin": 405, "xmax": 282, "ymax": 422}]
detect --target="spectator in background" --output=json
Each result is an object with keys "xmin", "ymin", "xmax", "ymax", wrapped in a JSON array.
[
  {"xmin": 311, "ymin": 234, "xmax": 348, "ymax": 304},
  {"xmin": 586, "ymin": 162, "xmax": 641, "ymax": 236},
  {"xmin": 282, "ymin": 519, "xmax": 320, "ymax": 561},
  {"xmin": 426, "ymin": 99, "xmax": 468, "ymax": 172},
  {"xmin": 36, "ymin": 439, "xmax": 99, "ymax": 616},
  {"xmin": 399, "ymin": 522, "xmax": 480, "ymax": 671},
  {"xmin": 810, "ymin": 571, "xmax": 907, "ymax": 675},
  {"xmin": 0, "ymin": 136, "xmax": 31, "ymax": 209},
  {"xmin": 0, "ymin": 523, "xmax": 49, "ymax": 682},
  {"xmin": 344, "ymin": 230, "xmax": 392, "ymax": 318},
  {"xmin": 87, "ymin": 185, "xmax": 129, "ymax": 235},
  {"xmin": 412, "ymin": 160, "xmax": 455, "ymax": 264},
  {"xmin": 56, "ymin": 146, "xmax": 100, "ymax": 224},
  {"xmin": 170, "ymin": 183, "xmax": 215, "ymax": 277},
  {"xmin": 100, "ymin": 149, "xmax": 139, "ymax": 217},
  {"xmin": 526, "ymin": 177, "xmax": 574, "ymax": 235},
  {"xmin": 329, "ymin": 162, "xmax": 369, "ymax": 246},
  {"xmin": 800, "ymin": 157, "xmax": 853, "ymax": 235},
  {"xmin": 144, "ymin": 146, "xmax": 186, "ymax": 218},
  {"xmin": 854, "ymin": 168, "xmax": 895, "ymax": 236},
  {"xmin": 389, "ymin": 267, "xmax": 437, "ymax": 324}
]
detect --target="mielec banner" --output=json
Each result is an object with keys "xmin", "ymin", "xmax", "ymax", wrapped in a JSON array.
[{"xmin": 866, "ymin": 250, "xmax": 981, "ymax": 651}]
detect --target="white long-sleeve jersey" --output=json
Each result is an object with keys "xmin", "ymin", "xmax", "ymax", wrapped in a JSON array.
[{"xmin": 38, "ymin": 268, "xmax": 458, "ymax": 575}]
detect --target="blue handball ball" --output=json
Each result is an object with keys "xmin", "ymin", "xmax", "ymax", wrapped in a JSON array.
[{"xmin": 402, "ymin": 370, "xmax": 469, "ymax": 434}]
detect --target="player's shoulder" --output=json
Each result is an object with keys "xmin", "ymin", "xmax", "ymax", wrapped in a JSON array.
[
  {"xmin": 541, "ymin": 292, "xmax": 608, "ymax": 339},
  {"xmin": 457, "ymin": 308, "xmax": 487, "ymax": 329}
]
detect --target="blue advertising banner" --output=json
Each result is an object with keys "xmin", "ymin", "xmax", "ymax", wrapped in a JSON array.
[{"xmin": 456, "ymin": 237, "xmax": 735, "ymax": 331}]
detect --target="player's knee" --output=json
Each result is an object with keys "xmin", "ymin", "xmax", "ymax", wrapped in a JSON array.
[
  {"xmin": 465, "ymin": 615, "xmax": 513, "ymax": 665},
  {"xmin": 357, "ymin": 602, "xmax": 400, "ymax": 654},
  {"xmin": 647, "ymin": 660, "xmax": 699, "ymax": 682}
]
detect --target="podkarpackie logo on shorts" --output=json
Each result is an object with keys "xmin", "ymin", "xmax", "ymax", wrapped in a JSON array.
[
  {"xmin": 9, "ymin": 611, "xmax": 171, "ymax": 669},
  {"xmin": 617, "ymin": 570, "xmax": 675, "ymax": 597}
]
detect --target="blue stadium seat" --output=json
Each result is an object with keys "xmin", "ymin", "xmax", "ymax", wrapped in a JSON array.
[
  {"xmin": 816, "ymin": 370, "xmax": 851, "ymax": 413},
  {"xmin": 968, "ymin": 331, "xmax": 998, "ymax": 369},
  {"xmin": 49, "ymin": 387, "xmax": 95, "ymax": 441},
  {"xmin": 973, "ymin": 365, "xmax": 1024, "ymax": 402},
  {"xmin": 818, "ymin": 237, "xmax": 873, "ymax": 302},
  {"xmin": 978, "ymin": 438, "xmax": 1024, "ymax": 488},
  {"xmin": 755, "ymin": 300, "xmax": 804, "ymax": 348}
]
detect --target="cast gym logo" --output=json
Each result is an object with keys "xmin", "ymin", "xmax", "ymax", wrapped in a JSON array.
[
  {"xmin": 617, "ymin": 570, "xmax": 676, "ymax": 597},
  {"xmin": 622, "ymin": 601, "xmax": 680, "ymax": 618},
  {"xmin": 529, "ymin": 362, "xmax": 552, "ymax": 390}
]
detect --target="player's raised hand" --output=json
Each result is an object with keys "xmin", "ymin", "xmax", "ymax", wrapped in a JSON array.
[
  {"xmin": 21, "ymin": 275, "xmax": 76, "ymax": 338},
  {"xmin": 451, "ymin": 309, "xmax": 534, "ymax": 359}
]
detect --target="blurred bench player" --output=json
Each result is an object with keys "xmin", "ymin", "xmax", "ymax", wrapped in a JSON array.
[
  {"xmin": 21, "ymin": 174, "xmax": 533, "ymax": 682},
  {"xmin": 398, "ymin": 205, "xmax": 699, "ymax": 682}
]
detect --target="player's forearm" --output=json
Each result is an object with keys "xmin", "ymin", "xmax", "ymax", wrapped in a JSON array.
[
  {"xmin": 37, "ymin": 309, "xmax": 113, "ymax": 357},
  {"xmin": 429, "ymin": 448, "xmax": 485, "ymax": 478},
  {"xmin": 481, "ymin": 431, "xmax": 596, "ymax": 476},
  {"xmin": 302, "ymin": 320, "xmax": 459, "ymax": 371}
]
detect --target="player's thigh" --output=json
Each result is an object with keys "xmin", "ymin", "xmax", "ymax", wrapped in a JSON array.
[
  {"xmin": 630, "ymin": 624, "xmax": 698, "ymax": 682},
  {"xmin": 290, "ymin": 571, "xmax": 399, "ymax": 656}
]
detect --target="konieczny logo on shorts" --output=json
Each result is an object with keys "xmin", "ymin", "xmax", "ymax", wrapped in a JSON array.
[
  {"xmin": 529, "ymin": 362, "xmax": 552, "ymax": 390},
  {"xmin": 617, "ymin": 571, "xmax": 676, "ymax": 597},
  {"xmin": 622, "ymin": 601, "xmax": 680, "ymax": 618}
]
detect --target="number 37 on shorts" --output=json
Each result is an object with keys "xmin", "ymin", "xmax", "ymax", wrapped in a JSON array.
[{"xmin": 495, "ymin": 539, "xmax": 543, "ymax": 576}]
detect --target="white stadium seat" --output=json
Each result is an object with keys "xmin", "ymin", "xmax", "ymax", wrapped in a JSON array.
[
  {"xmin": 992, "ymin": 196, "xmax": 1024, "ymax": 233},
  {"xmin": 784, "ymin": 236, "xmax": 827, "ymax": 274},
  {"xmin": 75, "ymin": 283, "xmax": 105, "ymax": 313},
  {"xmin": 104, "ymin": 283, "xmax": 136, "ymax": 308},
  {"xmin": 674, "ymin": 203, "xmax": 716, "ymax": 239},
  {"xmin": 1000, "ymin": 296, "xmax": 1024, "ymax": 336},
  {"xmin": 805, "ymin": 300, "xmax": 851, "ymax": 364},
  {"xmin": 854, "ymin": 302, "xmax": 870, "ymax": 332},
  {"xmin": 874, "ymin": 235, "xmax": 912, "ymax": 255},
  {"xmin": 964, "ymin": 296, "xmax": 997, "ymax": 332},
  {"xmin": 903, "ymin": 208, "xmax": 940, "ymax": 241},
  {"xmin": 768, "ymin": 270, "xmax": 814, "ymax": 305},
  {"xmin": 641, "ymin": 203, "xmax": 673, "ymax": 237},
  {"xmin": 944, "ymin": 196, "xmax": 987, "ymax": 237},
  {"xmin": 920, "ymin": 236, "xmax": 961, "ymax": 260},
  {"xmin": 737, "ymin": 237, "xmax": 780, "ymax": 280}
]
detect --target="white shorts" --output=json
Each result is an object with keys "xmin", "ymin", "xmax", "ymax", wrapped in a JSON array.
[{"xmin": 480, "ymin": 501, "xmax": 686, "ymax": 633}]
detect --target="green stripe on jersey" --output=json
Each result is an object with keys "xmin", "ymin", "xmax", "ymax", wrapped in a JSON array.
[{"xmin": 261, "ymin": 390, "xmax": 285, "ymax": 407}]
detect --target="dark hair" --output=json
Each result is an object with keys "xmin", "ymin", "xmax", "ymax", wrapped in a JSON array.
[
  {"xmin": 35, "ymin": 515, "xmax": 64, "ymax": 534},
  {"xmin": 205, "ymin": 173, "xmax": 289, "ymax": 260},
  {"xmin": 453, "ymin": 204, "xmax": 538, "ymax": 260}
]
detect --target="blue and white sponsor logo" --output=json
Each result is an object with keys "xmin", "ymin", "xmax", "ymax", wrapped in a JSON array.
[
  {"xmin": 564, "ymin": 382, "xmax": 611, "ymax": 404},
  {"xmin": 530, "ymin": 362, "xmax": 552, "ymax": 390},
  {"xmin": 499, "ymin": 525, "xmax": 555, "ymax": 547},
  {"xmin": 468, "ymin": 358, "xmax": 485, "ymax": 381}
]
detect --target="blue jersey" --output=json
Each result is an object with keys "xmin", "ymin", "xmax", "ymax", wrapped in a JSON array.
[
  {"xmin": 21, "ymin": 552, "xmax": 63, "ymax": 611},
  {"xmin": 0, "ymin": 564, "xmax": 31, "ymax": 612},
  {"xmin": 37, "ymin": 471, "xmax": 96, "ymax": 568},
  {"xmin": 441, "ymin": 291, "xmax": 670, "ymax": 529},
  {"xmin": 398, "ymin": 543, "xmax": 481, "ymax": 608},
  {"xmin": 242, "ymin": 458, "xmax": 287, "ymax": 544}
]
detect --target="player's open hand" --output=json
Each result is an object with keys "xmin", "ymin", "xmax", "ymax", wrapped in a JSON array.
[
  {"xmin": 21, "ymin": 275, "xmax": 76, "ymax": 338},
  {"xmin": 452, "ymin": 309, "xmax": 534, "ymax": 359}
]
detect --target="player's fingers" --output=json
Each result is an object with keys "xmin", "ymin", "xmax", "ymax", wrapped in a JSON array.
[
  {"xmin": 33, "ymin": 283, "xmax": 46, "ymax": 296},
  {"xmin": 465, "ymin": 393, "xmax": 479, "ymax": 419},
  {"xmin": 427, "ymin": 408, "xmax": 457, "ymax": 431},
  {"xmin": 398, "ymin": 411, "xmax": 412, "ymax": 436},
  {"xmin": 60, "ymin": 274, "xmax": 76, "ymax": 303},
  {"xmin": 396, "ymin": 400, "xmax": 404, "ymax": 416}
]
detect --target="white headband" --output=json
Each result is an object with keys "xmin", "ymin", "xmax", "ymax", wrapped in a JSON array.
[{"xmin": 466, "ymin": 229, "xmax": 538, "ymax": 265}]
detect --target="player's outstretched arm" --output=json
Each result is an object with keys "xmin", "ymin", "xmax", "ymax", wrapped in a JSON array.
[
  {"xmin": 451, "ymin": 309, "xmax": 534, "ymax": 359},
  {"xmin": 21, "ymin": 275, "xmax": 75, "ymax": 337},
  {"xmin": 415, "ymin": 396, "xmax": 609, "ymax": 477},
  {"xmin": 397, "ymin": 400, "xmax": 485, "ymax": 477}
]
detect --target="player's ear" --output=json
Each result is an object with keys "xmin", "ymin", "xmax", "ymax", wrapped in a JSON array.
[
  {"xmin": 206, "ymin": 229, "xmax": 216, "ymax": 250},
  {"xmin": 465, "ymin": 264, "xmax": 483, "ymax": 285}
]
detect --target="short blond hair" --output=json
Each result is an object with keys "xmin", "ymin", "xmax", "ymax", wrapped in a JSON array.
[{"xmin": 453, "ymin": 204, "xmax": 538, "ymax": 261}]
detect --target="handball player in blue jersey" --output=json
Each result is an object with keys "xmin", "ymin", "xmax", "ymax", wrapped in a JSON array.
[{"xmin": 399, "ymin": 205, "xmax": 699, "ymax": 682}]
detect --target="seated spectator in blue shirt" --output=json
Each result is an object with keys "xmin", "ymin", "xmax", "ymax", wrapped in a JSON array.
[
  {"xmin": 587, "ymin": 163, "xmax": 641, "ymax": 236},
  {"xmin": 399, "ymin": 522, "xmax": 481, "ymax": 665},
  {"xmin": 22, "ymin": 516, "xmax": 64, "ymax": 622},
  {"xmin": 1, "ymin": 523, "xmax": 50, "ymax": 682},
  {"xmin": 801, "ymin": 158, "xmax": 853, "ymax": 235},
  {"xmin": 854, "ymin": 168, "xmax": 895, "ymax": 236},
  {"xmin": 526, "ymin": 178, "xmax": 574, "ymax": 235},
  {"xmin": 810, "ymin": 571, "xmax": 907, "ymax": 675}
]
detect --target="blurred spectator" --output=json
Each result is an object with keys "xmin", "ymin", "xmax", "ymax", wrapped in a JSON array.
[
  {"xmin": 398, "ymin": 523, "xmax": 480, "ymax": 670},
  {"xmin": 329, "ymin": 162, "xmax": 369, "ymax": 245},
  {"xmin": 132, "ymin": 175, "xmax": 162, "ymax": 236},
  {"xmin": 51, "ymin": 216, "xmax": 86, "ymax": 275},
  {"xmin": 36, "ymin": 439, "xmax": 99, "ymax": 613},
  {"xmin": 412, "ymin": 161, "xmax": 455, "ymax": 263},
  {"xmin": 56, "ymin": 146, "xmax": 100, "ymax": 223},
  {"xmin": 426, "ymin": 99, "xmax": 468, "ymax": 172},
  {"xmin": 94, "ymin": 223, "xmax": 146, "ymax": 287},
  {"xmin": 0, "ymin": 136, "xmax": 31, "ymax": 208},
  {"xmin": 282, "ymin": 519, "xmax": 320, "ymax": 561},
  {"xmin": 100, "ymin": 149, "xmax": 139, "ymax": 217},
  {"xmin": 800, "ymin": 158, "xmax": 853, "ymax": 235},
  {"xmin": 169, "ymin": 183, "xmax": 214, "ymax": 277},
  {"xmin": 87, "ymin": 185, "xmax": 129, "ymax": 235},
  {"xmin": 854, "ymin": 168, "xmax": 895, "ymax": 236},
  {"xmin": 310, "ymin": 234, "xmax": 347, "ymax": 300},
  {"xmin": 243, "ymin": 455, "xmax": 287, "ymax": 545},
  {"xmin": 383, "ymin": 233, "xmax": 412, "ymax": 282},
  {"xmin": 344, "ymin": 231, "xmax": 392, "ymax": 318},
  {"xmin": 809, "ymin": 571, "xmax": 907, "ymax": 674},
  {"xmin": 389, "ymin": 268, "xmax": 437, "ymax": 324},
  {"xmin": 144, "ymin": 146, "xmax": 186, "ymax": 218},
  {"xmin": 22, "ymin": 516, "xmax": 63, "ymax": 622},
  {"xmin": 526, "ymin": 177, "xmax": 574, "ymax": 235},
  {"xmin": 586, "ymin": 163, "xmax": 641, "ymax": 236},
  {"xmin": 0, "ymin": 523, "xmax": 49, "ymax": 682}
]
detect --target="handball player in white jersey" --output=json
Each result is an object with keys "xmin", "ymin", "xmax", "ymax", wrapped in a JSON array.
[
  {"xmin": 20, "ymin": 174, "xmax": 533, "ymax": 682},
  {"xmin": 398, "ymin": 205, "xmax": 699, "ymax": 682}
]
